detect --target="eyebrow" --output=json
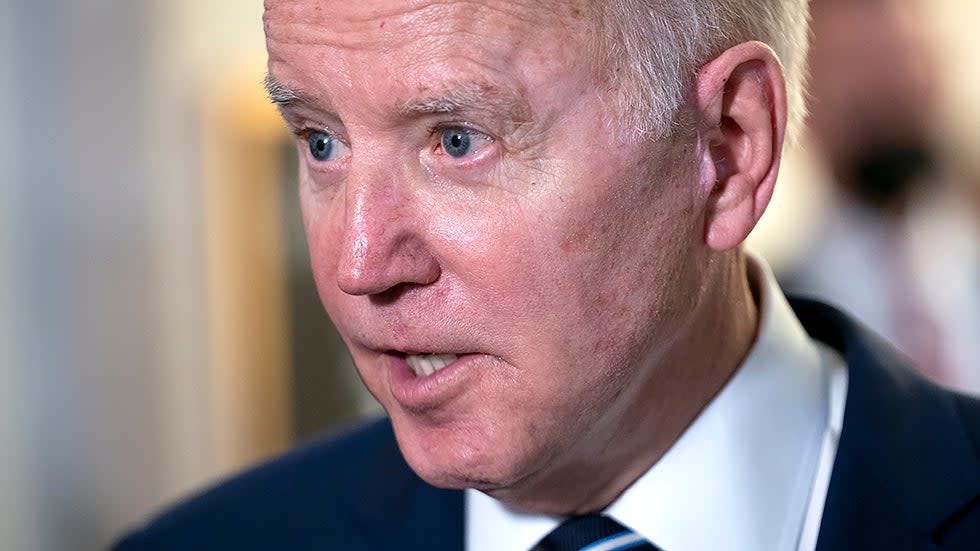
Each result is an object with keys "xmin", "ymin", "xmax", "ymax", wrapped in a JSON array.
[
  {"xmin": 263, "ymin": 73, "xmax": 310, "ymax": 106},
  {"xmin": 398, "ymin": 83, "xmax": 531, "ymax": 122},
  {"xmin": 264, "ymin": 74, "xmax": 532, "ymax": 125}
]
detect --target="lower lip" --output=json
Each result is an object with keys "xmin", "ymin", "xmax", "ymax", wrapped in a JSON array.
[{"xmin": 387, "ymin": 353, "xmax": 479, "ymax": 411}]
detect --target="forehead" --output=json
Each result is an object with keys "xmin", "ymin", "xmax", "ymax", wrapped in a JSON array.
[
  {"xmin": 263, "ymin": 0, "xmax": 588, "ymax": 41},
  {"xmin": 263, "ymin": 0, "xmax": 596, "ymax": 110},
  {"xmin": 263, "ymin": 0, "xmax": 592, "ymax": 63}
]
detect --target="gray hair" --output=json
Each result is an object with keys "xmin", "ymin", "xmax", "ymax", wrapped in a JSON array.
[{"xmin": 592, "ymin": 0, "xmax": 810, "ymax": 141}]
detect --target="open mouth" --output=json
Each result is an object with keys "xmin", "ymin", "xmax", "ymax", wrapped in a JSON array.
[{"xmin": 404, "ymin": 353, "xmax": 458, "ymax": 377}]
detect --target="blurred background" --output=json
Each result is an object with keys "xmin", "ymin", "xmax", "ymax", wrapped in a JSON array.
[{"xmin": 0, "ymin": 0, "xmax": 977, "ymax": 549}]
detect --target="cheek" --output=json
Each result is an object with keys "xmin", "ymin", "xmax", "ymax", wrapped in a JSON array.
[{"xmin": 533, "ymin": 162, "xmax": 700, "ymax": 361}]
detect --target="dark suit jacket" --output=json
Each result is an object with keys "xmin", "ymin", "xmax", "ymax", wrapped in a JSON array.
[{"xmin": 112, "ymin": 300, "xmax": 980, "ymax": 550}]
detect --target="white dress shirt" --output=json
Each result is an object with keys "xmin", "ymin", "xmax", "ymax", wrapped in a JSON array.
[{"xmin": 466, "ymin": 256, "xmax": 848, "ymax": 551}]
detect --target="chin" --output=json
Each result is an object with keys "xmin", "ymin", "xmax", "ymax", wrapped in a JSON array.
[{"xmin": 390, "ymin": 415, "xmax": 533, "ymax": 491}]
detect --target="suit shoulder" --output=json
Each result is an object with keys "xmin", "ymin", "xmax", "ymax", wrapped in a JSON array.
[
  {"xmin": 111, "ymin": 417, "xmax": 402, "ymax": 550},
  {"xmin": 952, "ymin": 391, "xmax": 980, "ymax": 456},
  {"xmin": 935, "ymin": 392, "xmax": 980, "ymax": 547}
]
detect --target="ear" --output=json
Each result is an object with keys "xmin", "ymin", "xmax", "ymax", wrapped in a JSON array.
[{"xmin": 695, "ymin": 41, "xmax": 788, "ymax": 251}]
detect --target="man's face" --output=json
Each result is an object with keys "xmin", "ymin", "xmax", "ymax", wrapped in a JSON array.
[
  {"xmin": 265, "ymin": 0, "xmax": 708, "ymax": 493},
  {"xmin": 807, "ymin": 0, "xmax": 937, "ymax": 160}
]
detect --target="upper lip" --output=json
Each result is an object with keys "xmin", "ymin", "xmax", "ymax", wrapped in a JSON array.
[
  {"xmin": 385, "ymin": 348, "xmax": 466, "ymax": 357},
  {"xmin": 348, "ymin": 325, "xmax": 489, "ymax": 358},
  {"xmin": 356, "ymin": 336, "xmax": 478, "ymax": 357}
]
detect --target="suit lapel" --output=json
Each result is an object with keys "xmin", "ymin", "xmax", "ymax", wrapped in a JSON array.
[
  {"xmin": 792, "ymin": 299, "xmax": 980, "ymax": 550},
  {"xmin": 366, "ymin": 477, "xmax": 464, "ymax": 551},
  {"xmin": 350, "ymin": 420, "xmax": 465, "ymax": 551}
]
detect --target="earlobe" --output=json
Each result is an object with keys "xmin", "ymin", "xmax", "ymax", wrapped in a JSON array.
[{"xmin": 695, "ymin": 41, "xmax": 788, "ymax": 252}]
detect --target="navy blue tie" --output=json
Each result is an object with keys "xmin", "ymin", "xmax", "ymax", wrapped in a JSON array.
[{"xmin": 533, "ymin": 514, "xmax": 663, "ymax": 551}]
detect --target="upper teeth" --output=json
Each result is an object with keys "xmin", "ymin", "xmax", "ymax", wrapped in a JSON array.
[{"xmin": 406, "ymin": 354, "xmax": 458, "ymax": 377}]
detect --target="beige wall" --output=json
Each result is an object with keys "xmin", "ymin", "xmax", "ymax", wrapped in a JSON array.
[
  {"xmin": 933, "ymin": 0, "xmax": 980, "ymax": 177},
  {"xmin": 0, "ymin": 1, "xmax": 275, "ymax": 549}
]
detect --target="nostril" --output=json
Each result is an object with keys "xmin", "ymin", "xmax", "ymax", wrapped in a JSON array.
[
  {"xmin": 336, "ymin": 258, "xmax": 441, "ymax": 298},
  {"xmin": 335, "ymin": 265, "xmax": 379, "ymax": 297},
  {"xmin": 368, "ymin": 281, "xmax": 426, "ymax": 306},
  {"xmin": 334, "ymin": 214, "xmax": 442, "ymax": 297},
  {"xmin": 337, "ymin": 242, "xmax": 442, "ymax": 298}
]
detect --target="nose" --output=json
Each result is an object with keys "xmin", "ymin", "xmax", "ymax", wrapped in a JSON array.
[{"xmin": 334, "ymin": 167, "xmax": 441, "ymax": 297}]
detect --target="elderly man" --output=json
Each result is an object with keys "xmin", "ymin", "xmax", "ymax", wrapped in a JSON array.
[{"xmin": 114, "ymin": 1, "xmax": 980, "ymax": 549}]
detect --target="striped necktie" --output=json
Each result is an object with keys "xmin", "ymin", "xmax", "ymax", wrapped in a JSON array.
[{"xmin": 533, "ymin": 514, "xmax": 663, "ymax": 551}]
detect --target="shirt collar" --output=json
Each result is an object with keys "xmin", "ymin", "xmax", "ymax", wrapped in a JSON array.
[{"xmin": 466, "ymin": 255, "xmax": 831, "ymax": 551}]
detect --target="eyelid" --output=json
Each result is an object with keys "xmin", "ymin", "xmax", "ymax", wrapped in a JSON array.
[
  {"xmin": 286, "ymin": 116, "xmax": 349, "ymax": 144},
  {"xmin": 432, "ymin": 124, "xmax": 495, "ymax": 152},
  {"xmin": 429, "ymin": 121, "xmax": 493, "ymax": 139},
  {"xmin": 293, "ymin": 125, "xmax": 342, "ymax": 144}
]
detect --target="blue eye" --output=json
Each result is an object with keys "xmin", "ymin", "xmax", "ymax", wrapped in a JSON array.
[
  {"xmin": 440, "ymin": 128, "xmax": 490, "ymax": 159},
  {"xmin": 442, "ymin": 129, "xmax": 470, "ymax": 158},
  {"xmin": 308, "ymin": 131, "xmax": 336, "ymax": 161}
]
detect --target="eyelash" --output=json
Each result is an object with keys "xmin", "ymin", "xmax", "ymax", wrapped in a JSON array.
[
  {"xmin": 292, "ymin": 125, "xmax": 334, "ymax": 143},
  {"xmin": 428, "ymin": 122, "xmax": 491, "ymax": 138}
]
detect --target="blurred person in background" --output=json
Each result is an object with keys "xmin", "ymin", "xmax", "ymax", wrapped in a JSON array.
[{"xmin": 782, "ymin": 0, "xmax": 980, "ymax": 394}]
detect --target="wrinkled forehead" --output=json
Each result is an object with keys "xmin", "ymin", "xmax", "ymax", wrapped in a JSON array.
[
  {"xmin": 263, "ymin": 0, "xmax": 591, "ymax": 49},
  {"xmin": 263, "ymin": 0, "xmax": 601, "ymax": 120}
]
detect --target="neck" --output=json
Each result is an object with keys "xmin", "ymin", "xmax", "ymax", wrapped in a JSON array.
[{"xmin": 487, "ymin": 251, "xmax": 760, "ymax": 515}]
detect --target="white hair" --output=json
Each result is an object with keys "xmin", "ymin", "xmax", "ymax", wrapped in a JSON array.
[{"xmin": 591, "ymin": 0, "xmax": 810, "ymax": 141}]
